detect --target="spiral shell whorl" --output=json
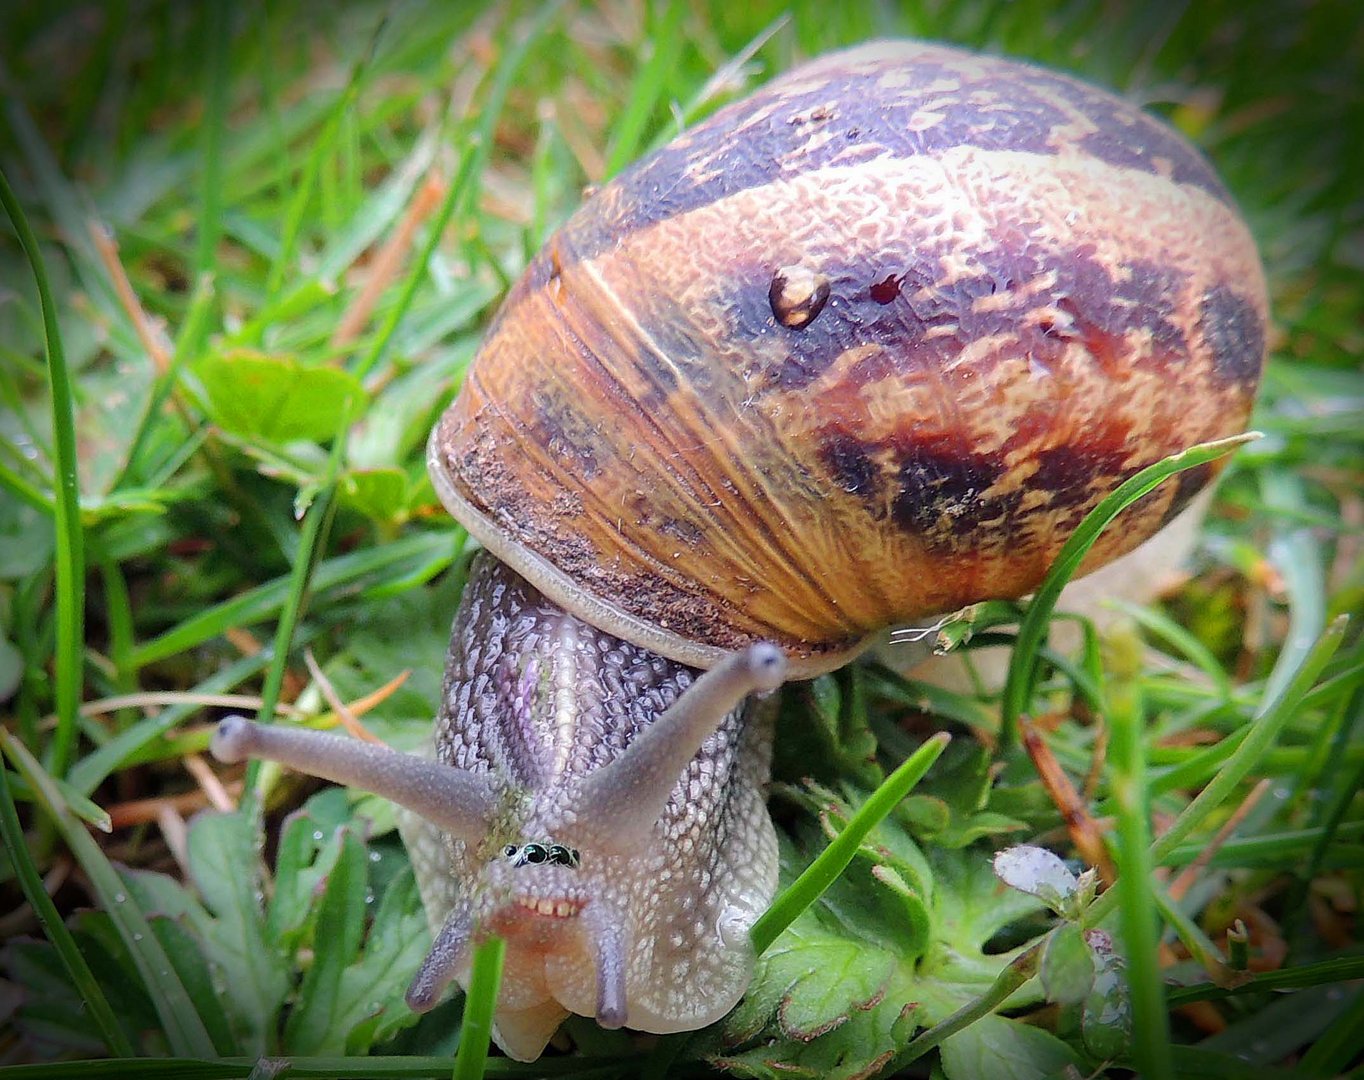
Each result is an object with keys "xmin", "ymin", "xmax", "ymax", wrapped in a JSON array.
[{"xmin": 431, "ymin": 40, "xmax": 1266, "ymax": 675}]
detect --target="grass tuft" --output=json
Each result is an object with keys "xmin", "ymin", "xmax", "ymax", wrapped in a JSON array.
[{"xmin": 0, "ymin": 2, "xmax": 1360, "ymax": 1076}]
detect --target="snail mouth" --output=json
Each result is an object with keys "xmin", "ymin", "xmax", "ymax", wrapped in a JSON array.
[{"xmin": 513, "ymin": 895, "xmax": 584, "ymax": 920}]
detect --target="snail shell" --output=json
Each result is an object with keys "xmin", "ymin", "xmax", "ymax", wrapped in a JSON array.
[{"xmin": 430, "ymin": 40, "xmax": 1266, "ymax": 676}]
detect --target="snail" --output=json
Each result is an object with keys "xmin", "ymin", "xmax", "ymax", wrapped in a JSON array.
[{"xmin": 211, "ymin": 40, "xmax": 1266, "ymax": 1061}]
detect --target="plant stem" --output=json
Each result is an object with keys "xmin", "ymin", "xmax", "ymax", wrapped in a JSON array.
[
  {"xmin": 452, "ymin": 936, "xmax": 507, "ymax": 1080},
  {"xmin": 749, "ymin": 731, "xmax": 949, "ymax": 955},
  {"xmin": 0, "ymin": 165, "xmax": 84, "ymax": 778},
  {"xmin": 894, "ymin": 940, "xmax": 1043, "ymax": 1067}
]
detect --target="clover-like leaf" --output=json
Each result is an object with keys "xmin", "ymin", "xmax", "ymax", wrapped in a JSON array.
[{"xmin": 196, "ymin": 350, "xmax": 362, "ymax": 443}]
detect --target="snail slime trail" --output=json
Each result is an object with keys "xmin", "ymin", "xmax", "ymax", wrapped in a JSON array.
[{"xmin": 215, "ymin": 39, "xmax": 1266, "ymax": 1061}]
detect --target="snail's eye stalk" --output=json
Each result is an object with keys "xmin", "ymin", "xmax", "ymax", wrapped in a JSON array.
[
  {"xmin": 210, "ymin": 715, "xmax": 495, "ymax": 840},
  {"xmin": 570, "ymin": 643, "xmax": 787, "ymax": 853}
]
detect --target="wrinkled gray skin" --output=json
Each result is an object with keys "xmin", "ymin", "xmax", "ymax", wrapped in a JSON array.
[{"xmin": 212, "ymin": 551, "xmax": 784, "ymax": 1061}]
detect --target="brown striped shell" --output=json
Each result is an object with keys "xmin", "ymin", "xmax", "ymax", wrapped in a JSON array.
[{"xmin": 429, "ymin": 40, "xmax": 1267, "ymax": 678}]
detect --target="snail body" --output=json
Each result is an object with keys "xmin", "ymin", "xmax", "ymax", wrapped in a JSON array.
[{"xmin": 214, "ymin": 40, "xmax": 1266, "ymax": 1061}]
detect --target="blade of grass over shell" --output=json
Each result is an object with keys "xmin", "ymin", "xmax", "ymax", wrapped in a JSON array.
[
  {"xmin": 0, "ymin": 166, "xmax": 85, "ymax": 779},
  {"xmin": 0, "ymin": 745, "xmax": 131, "ymax": 1056},
  {"xmin": 354, "ymin": 0, "xmax": 565, "ymax": 380},
  {"xmin": 2, "ymin": 731, "xmax": 217, "ymax": 1057},
  {"xmin": 998, "ymin": 432, "xmax": 1259, "ymax": 753},
  {"xmin": 452, "ymin": 935, "xmax": 507, "ymax": 1080},
  {"xmin": 749, "ymin": 731, "xmax": 949, "ymax": 955},
  {"xmin": 1105, "ymin": 622, "xmax": 1175, "ymax": 1079}
]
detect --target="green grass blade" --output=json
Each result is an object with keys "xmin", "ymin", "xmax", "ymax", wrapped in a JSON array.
[
  {"xmin": 603, "ymin": 0, "xmax": 686, "ymax": 177},
  {"xmin": 1106, "ymin": 625, "xmax": 1174, "ymax": 1079},
  {"xmin": 197, "ymin": 0, "xmax": 229, "ymax": 276},
  {"xmin": 127, "ymin": 531, "xmax": 451, "ymax": 669},
  {"xmin": 354, "ymin": 0, "xmax": 565, "ymax": 380},
  {"xmin": 1087, "ymin": 614, "xmax": 1350, "ymax": 928},
  {"xmin": 0, "ymin": 1056, "xmax": 626, "ymax": 1078},
  {"xmin": 2, "ymin": 732, "xmax": 217, "ymax": 1057},
  {"xmin": 0, "ymin": 165, "xmax": 85, "ymax": 778},
  {"xmin": 1104, "ymin": 597, "xmax": 1233, "ymax": 699},
  {"xmin": 749, "ymin": 731, "xmax": 950, "ymax": 955},
  {"xmin": 252, "ymin": 418, "xmax": 351, "ymax": 732},
  {"xmin": 1167, "ymin": 956, "xmax": 1364, "ymax": 1004},
  {"xmin": 0, "ymin": 749, "xmax": 131, "ymax": 1056},
  {"xmin": 999, "ymin": 433, "xmax": 1258, "ymax": 752},
  {"xmin": 452, "ymin": 935, "xmax": 507, "ymax": 1080},
  {"xmin": 259, "ymin": 16, "xmax": 387, "ymax": 308},
  {"xmin": 893, "ymin": 939, "xmax": 1043, "ymax": 1068}
]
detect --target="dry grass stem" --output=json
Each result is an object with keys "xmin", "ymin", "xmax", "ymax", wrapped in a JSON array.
[
  {"xmin": 87, "ymin": 219, "xmax": 174, "ymax": 376},
  {"xmin": 332, "ymin": 172, "xmax": 448, "ymax": 348},
  {"xmin": 1168, "ymin": 778, "xmax": 1273, "ymax": 902}
]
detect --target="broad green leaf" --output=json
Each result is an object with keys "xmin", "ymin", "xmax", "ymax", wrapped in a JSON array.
[
  {"xmin": 1040, "ymin": 923, "xmax": 1094, "ymax": 1006},
  {"xmin": 196, "ymin": 350, "xmax": 362, "ymax": 443},
  {"xmin": 0, "ymin": 496, "xmax": 52, "ymax": 580},
  {"xmin": 3, "ymin": 733, "xmax": 216, "ymax": 1057},
  {"xmin": 184, "ymin": 811, "xmax": 290, "ymax": 1053},
  {"xmin": 3, "ymin": 933, "xmax": 131, "ymax": 1055},
  {"xmin": 773, "ymin": 671, "xmax": 881, "ymax": 787},
  {"xmin": 900, "ymin": 740, "xmax": 1028, "ymax": 848},
  {"xmin": 334, "ymin": 867, "xmax": 430, "ymax": 1052},
  {"xmin": 266, "ymin": 801, "xmax": 348, "ymax": 948},
  {"xmin": 939, "ymin": 1014, "xmax": 1081, "ymax": 1080},
  {"xmin": 338, "ymin": 466, "xmax": 410, "ymax": 521},
  {"xmin": 283, "ymin": 826, "xmax": 368, "ymax": 1053}
]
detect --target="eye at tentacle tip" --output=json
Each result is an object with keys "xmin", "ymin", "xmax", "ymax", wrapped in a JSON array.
[
  {"xmin": 209, "ymin": 714, "xmax": 256, "ymax": 763},
  {"xmin": 744, "ymin": 642, "xmax": 788, "ymax": 693}
]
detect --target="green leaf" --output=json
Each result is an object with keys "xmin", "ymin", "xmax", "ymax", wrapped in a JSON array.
[
  {"xmin": 265, "ymin": 800, "xmax": 348, "ymax": 948},
  {"xmin": 901, "ymin": 740, "xmax": 1028, "ymax": 848},
  {"xmin": 184, "ymin": 811, "xmax": 290, "ymax": 1053},
  {"xmin": 0, "ymin": 495, "xmax": 53, "ymax": 580},
  {"xmin": 939, "ymin": 1014, "xmax": 1081, "ymax": 1080},
  {"xmin": 283, "ymin": 826, "xmax": 368, "ymax": 1053},
  {"xmin": 2, "ymin": 733, "xmax": 216, "ymax": 1057},
  {"xmin": 774, "ymin": 671, "xmax": 882, "ymax": 787},
  {"xmin": 1040, "ymin": 923, "xmax": 1093, "ymax": 1006},
  {"xmin": 196, "ymin": 350, "xmax": 363, "ymax": 443},
  {"xmin": 337, "ymin": 467, "xmax": 410, "ymax": 521},
  {"xmin": 334, "ymin": 866, "xmax": 430, "ymax": 1052}
]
